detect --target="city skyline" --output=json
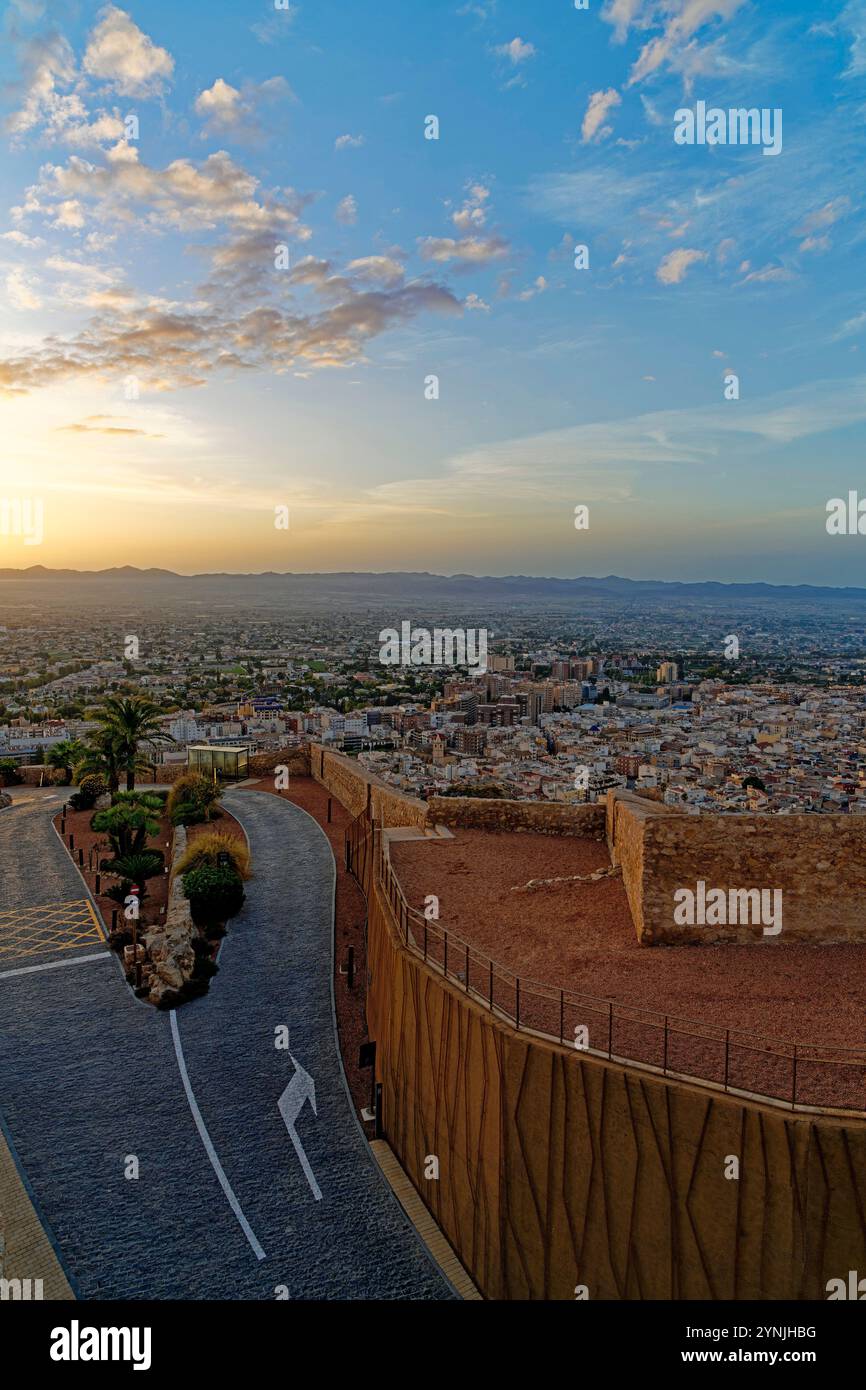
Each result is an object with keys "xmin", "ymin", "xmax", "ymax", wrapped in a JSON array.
[{"xmin": 2, "ymin": 0, "xmax": 866, "ymax": 581}]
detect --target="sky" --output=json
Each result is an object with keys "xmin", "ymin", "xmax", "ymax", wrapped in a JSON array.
[{"xmin": 0, "ymin": 0, "xmax": 865, "ymax": 583}]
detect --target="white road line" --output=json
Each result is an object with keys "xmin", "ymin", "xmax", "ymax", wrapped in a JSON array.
[
  {"xmin": 169, "ymin": 1010, "xmax": 267, "ymax": 1262},
  {"xmin": 0, "ymin": 951, "xmax": 111, "ymax": 981}
]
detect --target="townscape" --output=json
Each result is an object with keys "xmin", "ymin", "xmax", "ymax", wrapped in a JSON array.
[{"xmin": 4, "ymin": 577, "xmax": 866, "ymax": 814}]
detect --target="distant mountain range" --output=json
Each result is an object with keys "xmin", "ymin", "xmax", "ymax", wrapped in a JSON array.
[{"xmin": 1, "ymin": 565, "xmax": 865, "ymax": 604}]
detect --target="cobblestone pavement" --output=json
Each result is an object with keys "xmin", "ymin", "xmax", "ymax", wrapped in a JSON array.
[{"xmin": 0, "ymin": 788, "xmax": 454, "ymax": 1300}]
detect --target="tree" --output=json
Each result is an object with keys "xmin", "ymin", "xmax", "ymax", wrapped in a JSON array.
[
  {"xmin": 742, "ymin": 775, "xmax": 766, "ymax": 793},
  {"xmin": 93, "ymin": 696, "xmax": 174, "ymax": 791},
  {"xmin": 91, "ymin": 791, "xmax": 164, "ymax": 859},
  {"xmin": 46, "ymin": 738, "xmax": 86, "ymax": 784},
  {"xmin": 74, "ymin": 728, "xmax": 124, "ymax": 797}
]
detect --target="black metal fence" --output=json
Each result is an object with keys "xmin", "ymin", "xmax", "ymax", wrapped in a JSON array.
[{"xmin": 346, "ymin": 812, "xmax": 866, "ymax": 1116}]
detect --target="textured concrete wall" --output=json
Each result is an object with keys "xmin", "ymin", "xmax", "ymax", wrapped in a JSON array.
[
  {"xmin": 607, "ymin": 790, "xmax": 866, "ymax": 945},
  {"xmin": 366, "ymin": 876, "xmax": 866, "ymax": 1301},
  {"xmin": 428, "ymin": 796, "xmax": 606, "ymax": 838}
]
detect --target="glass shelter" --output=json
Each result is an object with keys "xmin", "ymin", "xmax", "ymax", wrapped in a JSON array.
[{"xmin": 186, "ymin": 745, "xmax": 250, "ymax": 782}]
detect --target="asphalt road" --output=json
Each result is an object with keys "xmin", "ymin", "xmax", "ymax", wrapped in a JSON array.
[{"xmin": 0, "ymin": 787, "xmax": 454, "ymax": 1300}]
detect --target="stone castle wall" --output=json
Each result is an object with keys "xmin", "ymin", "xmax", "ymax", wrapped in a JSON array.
[
  {"xmin": 427, "ymin": 795, "xmax": 606, "ymax": 837},
  {"xmin": 607, "ymin": 790, "xmax": 866, "ymax": 945}
]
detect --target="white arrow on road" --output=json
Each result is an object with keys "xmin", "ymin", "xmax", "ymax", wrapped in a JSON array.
[{"xmin": 278, "ymin": 1055, "xmax": 323, "ymax": 1201}]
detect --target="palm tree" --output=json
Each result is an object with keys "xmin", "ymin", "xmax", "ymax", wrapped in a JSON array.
[
  {"xmin": 93, "ymin": 697, "xmax": 174, "ymax": 792},
  {"xmin": 74, "ymin": 727, "xmax": 124, "ymax": 797},
  {"xmin": 46, "ymin": 738, "xmax": 86, "ymax": 784}
]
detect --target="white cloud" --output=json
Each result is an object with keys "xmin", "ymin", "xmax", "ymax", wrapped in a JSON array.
[
  {"xmin": 838, "ymin": 0, "xmax": 866, "ymax": 76},
  {"xmin": 419, "ymin": 234, "xmax": 508, "ymax": 264},
  {"xmin": 83, "ymin": 5, "xmax": 174, "ymax": 98},
  {"xmin": 581, "ymin": 88, "xmax": 621, "ymax": 143},
  {"xmin": 601, "ymin": 0, "xmax": 648, "ymax": 43},
  {"xmin": 346, "ymin": 256, "xmax": 404, "ymax": 286},
  {"xmin": 656, "ymin": 247, "xmax": 707, "ymax": 284},
  {"xmin": 518, "ymin": 276, "xmax": 548, "ymax": 301},
  {"xmin": 495, "ymin": 37, "xmax": 535, "ymax": 64},
  {"xmin": 464, "ymin": 292, "xmax": 490, "ymax": 311},
  {"xmin": 602, "ymin": 0, "xmax": 747, "ymax": 88},
  {"xmin": 335, "ymin": 133, "xmax": 365, "ymax": 150},
  {"xmin": 6, "ymin": 268, "xmax": 42, "ymax": 310},
  {"xmin": 451, "ymin": 183, "xmax": 491, "ymax": 231},
  {"xmin": 193, "ymin": 77, "xmax": 291, "ymax": 141},
  {"xmin": 336, "ymin": 194, "xmax": 358, "ymax": 225}
]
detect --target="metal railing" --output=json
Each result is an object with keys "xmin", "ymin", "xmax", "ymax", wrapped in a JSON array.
[{"xmin": 345, "ymin": 812, "xmax": 866, "ymax": 1117}]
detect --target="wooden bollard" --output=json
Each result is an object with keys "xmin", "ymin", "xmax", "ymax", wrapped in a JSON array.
[{"xmin": 327, "ymin": 797, "xmax": 332, "ymax": 824}]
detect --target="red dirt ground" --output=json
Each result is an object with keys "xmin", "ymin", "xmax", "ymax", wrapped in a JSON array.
[{"xmin": 389, "ymin": 828, "xmax": 866, "ymax": 1111}]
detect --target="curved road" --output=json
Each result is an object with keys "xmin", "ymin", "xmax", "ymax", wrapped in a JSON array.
[{"xmin": 0, "ymin": 787, "xmax": 454, "ymax": 1300}]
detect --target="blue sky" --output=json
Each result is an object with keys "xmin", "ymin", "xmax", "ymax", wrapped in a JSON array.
[{"xmin": 1, "ymin": 0, "xmax": 865, "ymax": 582}]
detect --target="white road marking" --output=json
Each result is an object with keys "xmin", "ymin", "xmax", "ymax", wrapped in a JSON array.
[
  {"xmin": 0, "ymin": 951, "xmax": 111, "ymax": 981},
  {"xmin": 169, "ymin": 1010, "xmax": 266, "ymax": 1261},
  {"xmin": 278, "ymin": 1055, "xmax": 323, "ymax": 1202}
]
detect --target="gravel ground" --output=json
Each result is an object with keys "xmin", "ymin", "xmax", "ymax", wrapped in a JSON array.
[{"xmin": 390, "ymin": 828, "xmax": 866, "ymax": 1111}]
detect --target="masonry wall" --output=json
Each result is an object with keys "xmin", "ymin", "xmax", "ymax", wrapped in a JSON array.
[
  {"xmin": 366, "ymin": 877, "xmax": 866, "ymax": 1300},
  {"xmin": 428, "ymin": 796, "xmax": 606, "ymax": 838},
  {"xmin": 607, "ymin": 790, "xmax": 866, "ymax": 945},
  {"xmin": 310, "ymin": 747, "xmax": 428, "ymax": 829}
]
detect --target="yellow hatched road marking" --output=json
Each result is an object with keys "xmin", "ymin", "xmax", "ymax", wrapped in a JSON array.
[{"xmin": 0, "ymin": 899, "xmax": 106, "ymax": 960}]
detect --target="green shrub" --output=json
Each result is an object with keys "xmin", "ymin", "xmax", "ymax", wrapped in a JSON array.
[
  {"xmin": 69, "ymin": 774, "xmax": 107, "ymax": 811},
  {"xmin": 167, "ymin": 772, "xmax": 222, "ymax": 826},
  {"xmin": 181, "ymin": 864, "xmax": 244, "ymax": 925},
  {"xmin": 175, "ymin": 831, "xmax": 251, "ymax": 880},
  {"xmin": 104, "ymin": 850, "xmax": 164, "ymax": 881}
]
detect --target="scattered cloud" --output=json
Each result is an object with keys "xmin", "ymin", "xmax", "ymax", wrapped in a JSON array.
[
  {"xmin": 418, "ymin": 234, "xmax": 509, "ymax": 265},
  {"xmin": 56, "ymin": 414, "xmax": 164, "ymax": 438},
  {"xmin": 335, "ymin": 133, "xmax": 365, "ymax": 150},
  {"xmin": 5, "ymin": 267, "xmax": 42, "ymax": 310},
  {"xmin": 194, "ymin": 76, "xmax": 292, "ymax": 141},
  {"xmin": 581, "ymin": 88, "xmax": 621, "ymax": 144},
  {"xmin": 82, "ymin": 5, "xmax": 174, "ymax": 98},
  {"xmin": 656, "ymin": 247, "xmax": 707, "ymax": 284},
  {"xmin": 495, "ymin": 37, "xmax": 535, "ymax": 64},
  {"xmin": 335, "ymin": 194, "xmax": 358, "ymax": 225}
]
